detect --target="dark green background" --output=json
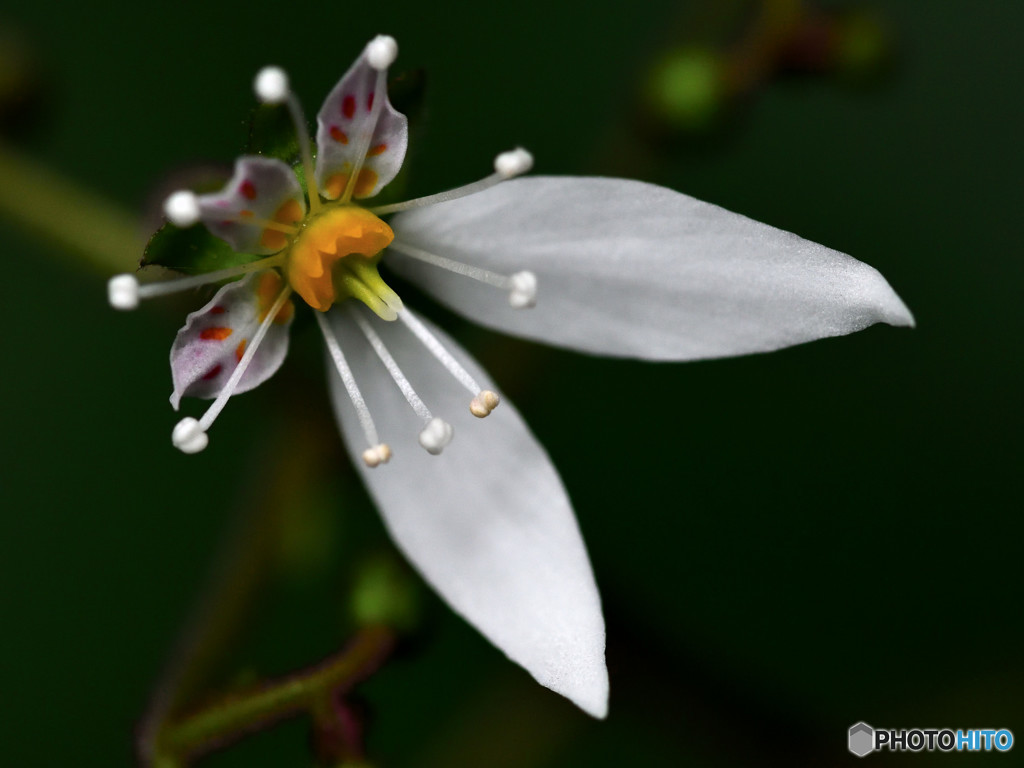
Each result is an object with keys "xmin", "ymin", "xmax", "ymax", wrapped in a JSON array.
[{"xmin": 2, "ymin": 1, "xmax": 1021, "ymax": 766}]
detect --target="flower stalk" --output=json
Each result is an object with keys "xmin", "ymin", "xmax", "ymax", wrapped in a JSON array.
[
  {"xmin": 154, "ymin": 624, "xmax": 395, "ymax": 763},
  {"xmin": 0, "ymin": 141, "xmax": 139, "ymax": 273}
]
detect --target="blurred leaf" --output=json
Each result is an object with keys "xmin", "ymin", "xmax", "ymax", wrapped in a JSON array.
[{"xmin": 142, "ymin": 222, "xmax": 261, "ymax": 275}]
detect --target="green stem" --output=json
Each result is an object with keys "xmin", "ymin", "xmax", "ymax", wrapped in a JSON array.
[
  {"xmin": 157, "ymin": 625, "xmax": 394, "ymax": 762},
  {"xmin": 0, "ymin": 141, "xmax": 140, "ymax": 273}
]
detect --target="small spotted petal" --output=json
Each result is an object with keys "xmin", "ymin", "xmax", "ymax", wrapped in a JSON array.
[
  {"xmin": 170, "ymin": 271, "xmax": 293, "ymax": 409},
  {"xmin": 198, "ymin": 157, "xmax": 306, "ymax": 255},
  {"xmin": 315, "ymin": 48, "xmax": 408, "ymax": 200}
]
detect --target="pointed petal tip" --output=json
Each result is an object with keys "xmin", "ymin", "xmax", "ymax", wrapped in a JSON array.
[
  {"xmin": 890, "ymin": 293, "xmax": 916, "ymax": 329},
  {"xmin": 863, "ymin": 265, "xmax": 915, "ymax": 330},
  {"xmin": 530, "ymin": 643, "xmax": 609, "ymax": 719},
  {"xmin": 566, "ymin": 672, "xmax": 609, "ymax": 719}
]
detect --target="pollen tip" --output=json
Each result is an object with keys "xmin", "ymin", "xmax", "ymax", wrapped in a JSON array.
[
  {"xmin": 418, "ymin": 417, "xmax": 453, "ymax": 455},
  {"xmin": 470, "ymin": 390, "xmax": 500, "ymax": 418},
  {"xmin": 362, "ymin": 443, "xmax": 392, "ymax": 468},
  {"xmin": 508, "ymin": 270, "xmax": 537, "ymax": 308},
  {"xmin": 108, "ymin": 274, "xmax": 139, "ymax": 310},
  {"xmin": 494, "ymin": 147, "xmax": 534, "ymax": 179},
  {"xmin": 254, "ymin": 66, "xmax": 290, "ymax": 104},
  {"xmin": 366, "ymin": 35, "xmax": 398, "ymax": 70},
  {"xmin": 164, "ymin": 190, "xmax": 201, "ymax": 227},
  {"xmin": 172, "ymin": 417, "xmax": 208, "ymax": 454}
]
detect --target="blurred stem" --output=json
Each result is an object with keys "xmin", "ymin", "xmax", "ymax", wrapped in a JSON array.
[
  {"xmin": 157, "ymin": 625, "xmax": 394, "ymax": 762},
  {"xmin": 0, "ymin": 141, "xmax": 139, "ymax": 273},
  {"xmin": 138, "ymin": 413, "xmax": 359, "ymax": 766}
]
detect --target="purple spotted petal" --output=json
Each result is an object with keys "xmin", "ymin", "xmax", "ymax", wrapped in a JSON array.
[
  {"xmin": 170, "ymin": 271, "xmax": 293, "ymax": 409},
  {"xmin": 197, "ymin": 157, "xmax": 305, "ymax": 255},
  {"xmin": 314, "ymin": 45, "xmax": 408, "ymax": 200}
]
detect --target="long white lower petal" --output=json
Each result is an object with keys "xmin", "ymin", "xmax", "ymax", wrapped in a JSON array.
[
  {"xmin": 324, "ymin": 307, "xmax": 608, "ymax": 717},
  {"xmin": 388, "ymin": 176, "xmax": 914, "ymax": 361}
]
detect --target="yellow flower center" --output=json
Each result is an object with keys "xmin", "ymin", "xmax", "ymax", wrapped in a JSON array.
[{"xmin": 285, "ymin": 205, "xmax": 399, "ymax": 316}]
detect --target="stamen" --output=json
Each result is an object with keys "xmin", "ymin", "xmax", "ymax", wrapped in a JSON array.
[
  {"xmin": 107, "ymin": 256, "xmax": 285, "ymax": 310},
  {"xmin": 397, "ymin": 309, "xmax": 501, "ymax": 418},
  {"xmin": 164, "ymin": 190, "xmax": 201, "ymax": 227},
  {"xmin": 388, "ymin": 240, "xmax": 538, "ymax": 309},
  {"xmin": 316, "ymin": 312, "xmax": 391, "ymax": 468},
  {"xmin": 341, "ymin": 39, "xmax": 394, "ymax": 203},
  {"xmin": 369, "ymin": 148, "xmax": 533, "ymax": 216},
  {"xmin": 469, "ymin": 390, "xmax": 500, "ymax": 419},
  {"xmin": 253, "ymin": 65, "xmax": 322, "ymax": 214},
  {"xmin": 418, "ymin": 417, "xmax": 453, "ymax": 455},
  {"xmin": 349, "ymin": 305, "xmax": 455, "ymax": 455},
  {"xmin": 508, "ymin": 270, "xmax": 538, "ymax": 308},
  {"xmin": 162, "ymin": 189, "xmax": 299, "ymax": 235},
  {"xmin": 254, "ymin": 66, "xmax": 289, "ymax": 104},
  {"xmin": 172, "ymin": 285, "xmax": 293, "ymax": 453},
  {"xmin": 366, "ymin": 35, "xmax": 398, "ymax": 70}
]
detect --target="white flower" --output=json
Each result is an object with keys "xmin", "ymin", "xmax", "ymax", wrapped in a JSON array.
[{"xmin": 108, "ymin": 36, "xmax": 913, "ymax": 719}]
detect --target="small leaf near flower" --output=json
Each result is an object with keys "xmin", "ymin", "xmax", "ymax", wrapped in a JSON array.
[{"xmin": 142, "ymin": 221, "xmax": 264, "ymax": 275}]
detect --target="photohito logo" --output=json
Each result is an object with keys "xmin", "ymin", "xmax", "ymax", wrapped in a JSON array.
[{"xmin": 848, "ymin": 723, "xmax": 1014, "ymax": 757}]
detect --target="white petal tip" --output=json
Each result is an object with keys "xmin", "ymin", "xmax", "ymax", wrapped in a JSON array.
[
  {"xmin": 556, "ymin": 669, "xmax": 610, "ymax": 719},
  {"xmin": 469, "ymin": 390, "xmax": 500, "ymax": 418},
  {"xmin": 254, "ymin": 66, "xmax": 290, "ymax": 104},
  {"xmin": 164, "ymin": 190, "xmax": 201, "ymax": 227},
  {"xmin": 172, "ymin": 417, "xmax": 208, "ymax": 454},
  {"xmin": 893, "ymin": 300, "xmax": 916, "ymax": 328},
  {"xmin": 581, "ymin": 698, "xmax": 609, "ymax": 720},
  {"xmin": 362, "ymin": 443, "xmax": 392, "ymax": 468},
  {"xmin": 508, "ymin": 271, "xmax": 537, "ymax": 308},
  {"xmin": 418, "ymin": 417, "xmax": 453, "ymax": 455},
  {"xmin": 108, "ymin": 274, "xmax": 139, "ymax": 310},
  {"xmin": 494, "ymin": 147, "xmax": 534, "ymax": 179},
  {"xmin": 366, "ymin": 35, "xmax": 398, "ymax": 70}
]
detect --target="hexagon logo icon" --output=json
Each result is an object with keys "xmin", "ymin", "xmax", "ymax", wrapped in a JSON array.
[{"xmin": 849, "ymin": 722, "xmax": 875, "ymax": 757}]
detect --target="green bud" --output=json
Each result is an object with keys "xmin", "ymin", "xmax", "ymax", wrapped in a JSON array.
[
  {"xmin": 349, "ymin": 552, "xmax": 421, "ymax": 632},
  {"xmin": 646, "ymin": 47, "xmax": 725, "ymax": 132},
  {"xmin": 836, "ymin": 10, "xmax": 894, "ymax": 79}
]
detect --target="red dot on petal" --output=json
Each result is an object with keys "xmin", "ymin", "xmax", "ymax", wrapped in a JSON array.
[
  {"xmin": 200, "ymin": 327, "xmax": 233, "ymax": 341},
  {"xmin": 367, "ymin": 92, "xmax": 375, "ymax": 111},
  {"xmin": 210, "ymin": 306, "xmax": 226, "ymax": 315},
  {"xmin": 202, "ymin": 364, "xmax": 223, "ymax": 380},
  {"xmin": 330, "ymin": 126, "xmax": 349, "ymax": 144},
  {"xmin": 240, "ymin": 180, "xmax": 257, "ymax": 200},
  {"xmin": 342, "ymin": 95, "xmax": 356, "ymax": 119}
]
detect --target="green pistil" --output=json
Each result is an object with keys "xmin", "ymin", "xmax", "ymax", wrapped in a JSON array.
[{"xmin": 335, "ymin": 255, "xmax": 403, "ymax": 321}]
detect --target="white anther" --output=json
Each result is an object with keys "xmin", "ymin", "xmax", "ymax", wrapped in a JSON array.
[
  {"xmin": 254, "ymin": 66, "xmax": 290, "ymax": 104},
  {"xmin": 172, "ymin": 417, "xmax": 208, "ymax": 454},
  {"xmin": 418, "ymin": 417, "xmax": 453, "ymax": 455},
  {"xmin": 494, "ymin": 147, "xmax": 534, "ymax": 179},
  {"xmin": 366, "ymin": 35, "xmax": 398, "ymax": 70},
  {"xmin": 164, "ymin": 190, "xmax": 201, "ymax": 227},
  {"xmin": 362, "ymin": 443, "xmax": 392, "ymax": 468},
  {"xmin": 470, "ymin": 390, "xmax": 500, "ymax": 418},
  {"xmin": 108, "ymin": 274, "xmax": 139, "ymax": 310},
  {"xmin": 508, "ymin": 270, "xmax": 538, "ymax": 308}
]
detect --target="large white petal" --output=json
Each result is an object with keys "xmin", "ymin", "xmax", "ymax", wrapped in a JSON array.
[
  {"xmin": 388, "ymin": 176, "xmax": 914, "ymax": 360},
  {"xmin": 325, "ymin": 307, "xmax": 608, "ymax": 717}
]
